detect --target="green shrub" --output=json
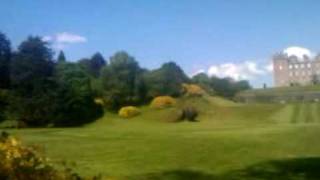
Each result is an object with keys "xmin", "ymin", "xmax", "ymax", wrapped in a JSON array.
[{"xmin": 118, "ymin": 106, "xmax": 140, "ymax": 118}]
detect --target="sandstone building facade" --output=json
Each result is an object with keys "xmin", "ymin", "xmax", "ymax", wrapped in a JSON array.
[{"xmin": 273, "ymin": 54, "xmax": 320, "ymax": 87}]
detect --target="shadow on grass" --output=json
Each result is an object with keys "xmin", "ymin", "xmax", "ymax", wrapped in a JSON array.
[
  {"xmin": 130, "ymin": 157, "xmax": 320, "ymax": 180},
  {"xmin": 128, "ymin": 169, "xmax": 216, "ymax": 180},
  {"xmin": 223, "ymin": 157, "xmax": 320, "ymax": 180}
]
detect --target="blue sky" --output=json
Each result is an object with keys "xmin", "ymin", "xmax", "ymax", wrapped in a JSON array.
[{"xmin": 1, "ymin": 0, "xmax": 320, "ymax": 87}]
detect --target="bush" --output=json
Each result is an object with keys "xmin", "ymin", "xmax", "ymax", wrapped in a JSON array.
[
  {"xmin": 118, "ymin": 106, "xmax": 140, "ymax": 118},
  {"xmin": 182, "ymin": 83, "xmax": 205, "ymax": 97},
  {"xmin": 0, "ymin": 132, "xmax": 97, "ymax": 180},
  {"xmin": 94, "ymin": 98, "xmax": 105, "ymax": 106},
  {"xmin": 181, "ymin": 106, "xmax": 199, "ymax": 122},
  {"xmin": 150, "ymin": 96, "xmax": 176, "ymax": 108}
]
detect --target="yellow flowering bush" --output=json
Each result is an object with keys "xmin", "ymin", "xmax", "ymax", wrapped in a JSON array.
[
  {"xmin": 182, "ymin": 83, "xmax": 205, "ymax": 97},
  {"xmin": 118, "ymin": 106, "xmax": 140, "ymax": 118},
  {"xmin": 0, "ymin": 132, "xmax": 98, "ymax": 180},
  {"xmin": 150, "ymin": 96, "xmax": 176, "ymax": 108},
  {"xmin": 94, "ymin": 98, "xmax": 105, "ymax": 106}
]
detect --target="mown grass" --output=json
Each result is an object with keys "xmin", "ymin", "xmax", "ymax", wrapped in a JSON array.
[{"xmin": 3, "ymin": 96, "xmax": 320, "ymax": 179}]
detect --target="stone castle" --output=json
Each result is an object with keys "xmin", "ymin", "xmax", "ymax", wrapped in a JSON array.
[{"xmin": 273, "ymin": 53, "xmax": 320, "ymax": 87}]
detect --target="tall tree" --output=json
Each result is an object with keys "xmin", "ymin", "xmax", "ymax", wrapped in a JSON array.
[
  {"xmin": 101, "ymin": 51, "xmax": 145, "ymax": 109},
  {"xmin": 10, "ymin": 36, "xmax": 56, "ymax": 126},
  {"xmin": 78, "ymin": 53, "xmax": 106, "ymax": 77},
  {"xmin": 145, "ymin": 61, "xmax": 189, "ymax": 98},
  {"xmin": 0, "ymin": 32, "xmax": 11, "ymax": 89},
  {"xmin": 57, "ymin": 50, "xmax": 66, "ymax": 63},
  {"xmin": 53, "ymin": 62, "xmax": 103, "ymax": 126},
  {"xmin": 90, "ymin": 52, "xmax": 106, "ymax": 77}
]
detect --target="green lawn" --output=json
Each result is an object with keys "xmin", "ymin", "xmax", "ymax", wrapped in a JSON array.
[{"xmin": 3, "ymin": 96, "xmax": 320, "ymax": 179}]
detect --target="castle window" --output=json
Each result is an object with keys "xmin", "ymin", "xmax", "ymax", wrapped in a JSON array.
[
  {"xmin": 295, "ymin": 64, "xmax": 299, "ymax": 69},
  {"xmin": 301, "ymin": 64, "xmax": 305, "ymax": 68},
  {"xmin": 289, "ymin": 72, "xmax": 293, "ymax": 76},
  {"xmin": 307, "ymin": 63, "xmax": 311, "ymax": 68},
  {"xmin": 279, "ymin": 65, "xmax": 283, "ymax": 70},
  {"xmin": 289, "ymin": 65, "xmax": 293, "ymax": 69}
]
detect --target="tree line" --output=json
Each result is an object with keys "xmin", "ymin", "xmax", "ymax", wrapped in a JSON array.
[{"xmin": 0, "ymin": 32, "xmax": 251, "ymax": 127}]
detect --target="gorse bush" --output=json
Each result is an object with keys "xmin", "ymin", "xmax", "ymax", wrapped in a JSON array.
[
  {"xmin": 0, "ymin": 132, "xmax": 95, "ymax": 180},
  {"xmin": 182, "ymin": 83, "xmax": 205, "ymax": 97},
  {"xmin": 118, "ymin": 106, "xmax": 140, "ymax": 118},
  {"xmin": 150, "ymin": 96, "xmax": 176, "ymax": 108}
]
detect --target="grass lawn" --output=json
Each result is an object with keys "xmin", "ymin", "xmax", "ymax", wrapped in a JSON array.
[{"xmin": 3, "ymin": 96, "xmax": 320, "ymax": 179}]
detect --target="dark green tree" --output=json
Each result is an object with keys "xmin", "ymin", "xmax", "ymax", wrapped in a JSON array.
[
  {"xmin": 192, "ymin": 73, "xmax": 214, "ymax": 95},
  {"xmin": 57, "ymin": 50, "xmax": 66, "ymax": 63},
  {"xmin": 78, "ymin": 52, "xmax": 106, "ymax": 77},
  {"xmin": 145, "ymin": 61, "xmax": 189, "ymax": 98},
  {"xmin": 101, "ymin": 51, "xmax": 145, "ymax": 109},
  {"xmin": 53, "ymin": 63, "xmax": 103, "ymax": 126},
  {"xmin": 0, "ymin": 32, "xmax": 11, "ymax": 89},
  {"xmin": 90, "ymin": 52, "xmax": 106, "ymax": 77},
  {"xmin": 10, "ymin": 36, "xmax": 56, "ymax": 126}
]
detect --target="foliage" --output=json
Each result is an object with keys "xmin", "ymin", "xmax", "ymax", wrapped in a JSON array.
[
  {"xmin": 144, "ymin": 62, "xmax": 189, "ymax": 98},
  {"xmin": 53, "ymin": 63, "xmax": 103, "ymax": 126},
  {"xmin": 10, "ymin": 36, "xmax": 56, "ymax": 126},
  {"xmin": 79, "ymin": 52, "xmax": 106, "ymax": 77},
  {"xmin": 90, "ymin": 52, "xmax": 106, "ymax": 77},
  {"xmin": 182, "ymin": 83, "xmax": 205, "ymax": 97},
  {"xmin": 118, "ymin": 106, "xmax": 140, "ymax": 118},
  {"xmin": 0, "ymin": 90, "xmax": 9, "ymax": 122},
  {"xmin": 8, "ymin": 37, "xmax": 102, "ymax": 127},
  {"xmin": 192, "ymin": 73, "xmax": 251, "ymax": 98},
  {"xmin": 0, "ymin": 132, "xmax": 88, "ymax": 180},
  {"xmin": 181, "ymin": 106, "xmax": 198, "ymax": 121},
  {"xmin": 57, "ymin": 50, "xmax": 66, "ymax": 63},
  {"xmin": 150, "ymin": 96, "xmax": 176, "ymax": 108},
  {"xmin": 101, "ymin": 51, "xmax": 146, "ymax": 110},
  {"xmin": 0, "ymin": 32, "xmax": 11, "ymax": 89}
]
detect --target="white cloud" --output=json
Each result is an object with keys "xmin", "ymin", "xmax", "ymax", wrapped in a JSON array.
[
  {"xmin": 42, "ymin": 32, "xmax": 87, "ymax": 50},
  {"xmin": 56, "ymin": 32, "xmax": 87, "ymax": 43},
  {"xmin": 205, "ymin": 61, "xmax": 269, "ymax": 81},
  {"xmin": 42, "ymin": 36, "xmax": 52, "ymax": 42},
  {"xmin": 283, "ymin": 46, "xmax": 313, "ymax": 60},
  {"xmin": 265, "ymin": 63, "xmax": 273, "ymax": 72}
]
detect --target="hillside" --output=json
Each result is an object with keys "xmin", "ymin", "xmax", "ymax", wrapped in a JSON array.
[
  {"xmin": 236, "ymin": 85, "xmax": 320, "ymax": 103},
  {"xmin": 3, "ymin": 95, "xmax": 320, "ymax": 179}
]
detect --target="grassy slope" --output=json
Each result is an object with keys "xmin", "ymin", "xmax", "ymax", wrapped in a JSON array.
[{"xmin": 4, "ymin": 96, "xmax": 320, "ymax": 179}]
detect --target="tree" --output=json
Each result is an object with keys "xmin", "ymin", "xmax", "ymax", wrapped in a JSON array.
[
  {"xmin": 78, "ymin": 52, "xmax": 106, "ymax": 77},
  {"xmin": 145, "ymin": 61, "xmax": 189, "ymax": 98},
  {"xmin": 101, "ymin": 51, "xmax": 145, "ymax": 109},
  {"xmin": 53, "ymin": 63, "xmax": 103, "ymax": 126},
  {"xmin": 192, "ymin": 73, "xmax": 214, "ymax": 95},
  {"xmin": 192, "ymin": 73, "xmax": 251, "ymax": 98},
  {"xmin": 57, "ymin": 50, "xmax": 66, "ymax": 63},
  {"xmin": 0, "ymin": 32, "xmax": 11, "ymax": 89},
  {"xmin": 10, "ymin": 36, "xmax": 56, "ymax": 126},
  {"xmin": 90, "ymin": 52, "xmax": 106, "ymax": 77}
]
